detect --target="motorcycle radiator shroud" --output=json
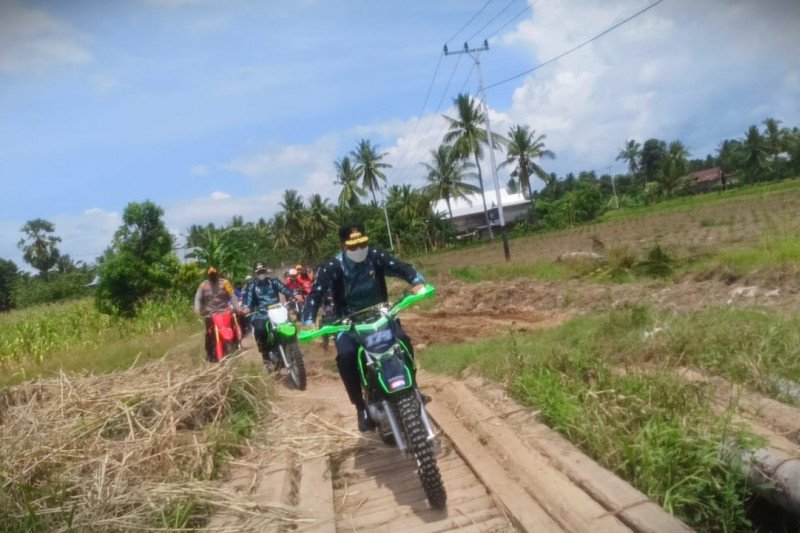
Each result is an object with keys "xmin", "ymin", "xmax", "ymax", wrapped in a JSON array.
[{"xmin": 359, "ymin": 327, "xmax": 413, "ymax": 394}]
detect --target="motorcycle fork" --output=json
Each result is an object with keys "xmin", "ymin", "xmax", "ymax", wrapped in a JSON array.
[
  {"xmin": 382, "ymin": 399, "xmax": 407, "ymax": 452},
  {"xmin": 415, "ymin": 390, "xmax": 437, "ymax": 442}
]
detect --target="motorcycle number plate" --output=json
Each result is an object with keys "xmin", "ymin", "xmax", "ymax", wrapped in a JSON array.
[
  {"xmin": 268, "ymin": 306, "xmax": 288, "ymax": 325},
  {"xmin": 363, "ymin": 328, "xmax": 394, "ymax": 352}
]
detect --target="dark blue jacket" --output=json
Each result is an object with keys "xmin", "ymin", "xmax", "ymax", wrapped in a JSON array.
[
  {"xmin": 302, "ymin": 247, "xmax": 424, "ymax": 324},
  {"xmin": 244, "ymin": 276, "xmax": 294, "ymax": 319}
]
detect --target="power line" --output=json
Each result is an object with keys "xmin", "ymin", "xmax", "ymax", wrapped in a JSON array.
[
  {"xmin": 389, "ymin": 52, "xmax": 444, "ymax": 176},
  {"xmin": 485, "ymin": 0, "xmax": 539, "ymax": 42},
  {"xmin": 393, "ymin": 60, "xmax": 475, "ymax": 184},
  {"xmin": 445, "ymin": 0, "xmax": 495, "ymax": 45},
  {"xmin": 432, "ymin": 64, "xmax": 477, "ymax": 152},
  {"xmin": 465, "ymin": 0, "xmax": 518, "ymax": 43},
  {"xmin": 485, "ymin": 0, "xmax": 664, "ymax": 90},
  {"xmin": 392, "ymin": 54, "xmax": 464, "ymax": 183}
]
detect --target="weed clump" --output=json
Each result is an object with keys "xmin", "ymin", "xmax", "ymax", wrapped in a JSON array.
[{"xmin": 635, "ymin": 244, "xmax": 675, "ymax": 278}]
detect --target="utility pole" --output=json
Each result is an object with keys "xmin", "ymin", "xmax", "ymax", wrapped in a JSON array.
[
  {"xmin": 444, "ymin": 40, "xmax": 510, "ymax": 260},
  {"xmin": 380, "ymin": 185, "xmax": 394, "ymax": 251}
]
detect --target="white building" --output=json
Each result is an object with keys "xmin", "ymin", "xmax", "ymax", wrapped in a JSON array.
[{"xmin": 433, "ymin": 190, "xmax": 532, "ymax": 235}]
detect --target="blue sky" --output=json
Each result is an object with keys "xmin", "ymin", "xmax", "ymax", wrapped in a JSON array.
[{"xmin": 1, "ymin": 0, "xmax": 799, "ymax": 270}]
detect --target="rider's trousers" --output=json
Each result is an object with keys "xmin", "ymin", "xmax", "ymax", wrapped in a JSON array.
[
  {"xmin": 251, "ymin": 317, "xmax": 276, "ymax": 359},
  {"xmin": 335, "ymin": 322, "xmax": 413, "ymax": 410}
]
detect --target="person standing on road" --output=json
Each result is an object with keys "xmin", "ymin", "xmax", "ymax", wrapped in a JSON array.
[
  {"xmin": 194, "ymin": 266, "xmax": 241, "ymax": 362},
  {"xmin": 242, "ymin": 264, "xmax": 299, "ymax": 368},
  {"xmin": 301, "ymin": 223, "xmax": 426, "ymax": 431}
]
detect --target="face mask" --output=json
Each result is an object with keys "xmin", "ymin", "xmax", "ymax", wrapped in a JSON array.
[
  {"xmin": 257, "ymin": 274, "xmax": 267, "ymax": 281},
  {"xmin": 346, "ymin": 246, "xmax": 368, "ymax": 263}
]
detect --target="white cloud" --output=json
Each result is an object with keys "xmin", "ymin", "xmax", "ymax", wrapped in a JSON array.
[
  {"xmin": 191, "ymin": 164, "xmax": 209, "ymax": 176},
  {"xmin": 165, "ymin": 191, "xmax": 283, "ymax": 240},
  {"xmin": 0, "ymin": 0, "xmax": 92, "ymax": 75},
  {"xmin": 90, "ymin": 73, "xmax": 120, "ymax": 94},
  {"xmin": 209, "ymin": 191, "xmax": 231, "ymax": 200},
  {"xmin": 224, "ymin": 135, "xmax": 341, "ymax": 201},
  {"xmin": 494, "ymin": 0, "xmax": 800, "ymax": 173}
]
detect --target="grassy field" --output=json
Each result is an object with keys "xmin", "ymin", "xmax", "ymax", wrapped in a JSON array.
[
  {"xmin": 414, "ymin": 180, "xmax": 800, "ymax": 530},
  {"xmin": 0, "ymin": 296, "xmax": 197, "ymax": 383},
  {"xmin": 414, "ymin": 177, "xmax": 800, "ymax": 279},
  {"xmin": 418, "ymin": 305, "xmax": 797, "ymax": 530}
]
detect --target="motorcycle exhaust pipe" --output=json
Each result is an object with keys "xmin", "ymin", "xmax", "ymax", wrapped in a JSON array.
[
  {"xmin": 382, "ymin": 400, "xmax": 407, "ymax": 452},
  {"xmin": 415, "ymin": 391, "xmax": 437, "ymax": 442}
]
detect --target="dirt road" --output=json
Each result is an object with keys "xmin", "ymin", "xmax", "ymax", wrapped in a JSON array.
[{"xmin": 207, "ymin": 312, "xmax": 689, "ymax": 532}]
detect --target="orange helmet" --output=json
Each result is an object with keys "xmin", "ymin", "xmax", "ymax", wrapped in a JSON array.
[{"xmin": 207, "ymin": 266, "xmax": 218, "ymax": 275}]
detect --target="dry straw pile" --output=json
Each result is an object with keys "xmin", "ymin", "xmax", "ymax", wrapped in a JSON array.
[{"xmin": 0, "ymin": 354, "xmax": 293, "ymax": 531}]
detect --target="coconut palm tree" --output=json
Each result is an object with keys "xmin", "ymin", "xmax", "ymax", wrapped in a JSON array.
[
  {"xmin": 743, "ymin": 125, "xmax": 767, "ymax": 183},
  {"xmin": 303, "ymin": 194, "xmax": 336, "ymax": 259},
  {"xmin": 55, "ymin": 254, "xmax": 83, "ymax": 274},
  {"xmin": 616, "ymin": 139, "xmax": 641, "ymax": 178},
  {"xmin": 334, "ymin": 156, "xmax": 365, "ymax": 209},
  {"xmin": 667, "ymin": 140, "xmax": 690, "ymax": 176},
  {"xmin": 386, "ymin": 185, "xmax": 431, "ymax": 253},
  {"xmin": 763, "ymin": 117, "xmax": 787, "ymax": 180},
  {"xmin": 763, "ymin": 118, "xmax": 784, "ymax": 157},
  {"xmin": 17, "ymin": 218, "xmax": 61, "ymax": 278},
  {"xmin": 716, "ymin": 139, "xmax": 742, "ymax": 174},
  {"xmin": 271, "ymin": 213, "xmax": 291, "ymax": 250},
  {"xmin": 351, "ymin": 139, "xmax": 391, "ymax": 205},
  {"xmin": 421, "ymin": 144, "xmax": 479, "ymax": 218},
  {"xmin": 654, "ymin": 141, "xmax": 690, "ymax": 197},
  {"xmin": 444, "ymin": 93, "xmax": 503, "ymax": 238},
  {"xmin": 188, "ymin": 226, "xmax": 243, "ymax": 277},
  {"xmin": 501, "ymin": 125, "xmax": 555, "ymax": 199},
  {"xmin": 279, "ymin": 189, "xmax": 307, "ymax": 236}
]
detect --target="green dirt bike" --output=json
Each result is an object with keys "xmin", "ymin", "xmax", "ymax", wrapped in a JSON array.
[
  {"xmin": 263, "ymin": 302, "xmax": 307, "ymax": 390},
  {"xmin": 299, "ymin": 283, "xmax": 446, "ymax": 509}
]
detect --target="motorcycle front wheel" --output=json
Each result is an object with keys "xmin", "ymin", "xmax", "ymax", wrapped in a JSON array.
[
  {"xmin": 395, "ymin": 392, "xmax": 446, "ymax": 509},
  {"xmin": 279, "ymin": 340, "xmax": 307, "ymax": 390}
]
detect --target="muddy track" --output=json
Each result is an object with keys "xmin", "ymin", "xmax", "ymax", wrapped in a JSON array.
[{"xmin": 207, "ymin": 327, "xmax": 689, "ymax": 532}]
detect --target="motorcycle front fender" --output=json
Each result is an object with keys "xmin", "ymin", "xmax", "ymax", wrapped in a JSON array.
[
  {"xmin": 276, "ymin": 322, "xmax": 297, "ymax": 337},
  {"xmin": 377, "ymin": 353, "xmax": 413, "ymax": 395}
]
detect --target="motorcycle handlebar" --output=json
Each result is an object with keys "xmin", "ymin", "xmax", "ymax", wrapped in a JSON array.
[{"xmin": 298, "ymin": 283, "xmax": 435, "ymax": 343}]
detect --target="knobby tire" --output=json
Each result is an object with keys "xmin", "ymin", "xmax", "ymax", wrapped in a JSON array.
[
  {"xmin": 395, "ymin": 392, "xmax": 447, "ymax": 509},
  {"xmin": 283, "ymin": 340, "xmax": 307, "ymax": 390}
]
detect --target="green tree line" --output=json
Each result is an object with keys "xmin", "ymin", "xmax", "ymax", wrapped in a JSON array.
[{"xmin": 2, "ymin": 107, "xmax": 799, "ymax": 316}]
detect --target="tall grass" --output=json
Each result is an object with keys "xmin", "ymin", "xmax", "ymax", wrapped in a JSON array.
[
  {"xmin": 420, "ymin": 307, "xmax": 762, "ymax": 530},
  {"xmin": 644, "ymin": 308, "xmax": 800, "ymax": 401},
  {"xmin": 715, "ymin": 233, "xmax": 800, "ymax": 275},
  {"xmin": 599, "ymin": 178, "xmax": 800, "ymax": 224},
  {"xmin": 0, "ymin": 296, "xmax": 195, "ymax": 367},
  {"xmin": 450, "ymin": 261, "xmax": 578, "ymax": 283}
]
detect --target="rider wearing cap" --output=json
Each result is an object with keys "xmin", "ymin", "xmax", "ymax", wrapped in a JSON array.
[
  {"xmin": 194, "ymin": 266, "xmax": 241, "ymax": 362},
  {"xmin": 243, "ymin": 264, "xmax": 297, "ymax": 367},
  {"xmin": 302, "ymin": 223, "xmax": 425, "ymax": 432}
]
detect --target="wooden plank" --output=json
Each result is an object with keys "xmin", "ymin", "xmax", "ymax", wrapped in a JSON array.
[
  {"xmin": 426, "ymin": 401, "xmax": 563, "ymax": 532},
  {"xmin": 297, "ymin": 457, "xmax": 336, "ymax": 533},
  {"xmin": 443, "ymin": 381, "xmax": 691, "ymax": 533},
  {"xmin": 436, "ymin": 383, "xmax": 630, "ymax": 532}
]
